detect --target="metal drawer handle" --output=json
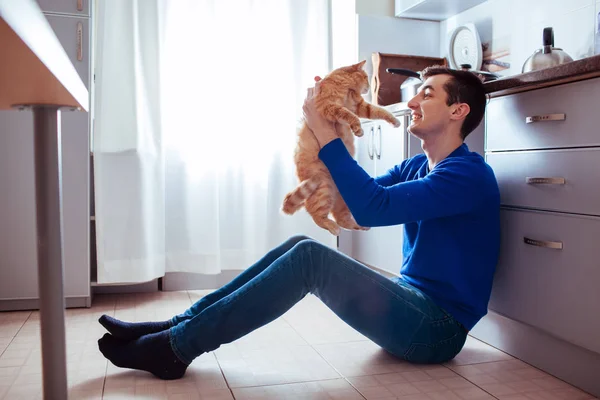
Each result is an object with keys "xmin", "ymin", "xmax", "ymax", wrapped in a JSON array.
[
  {"xmin": 524, "ymin": 237, "xmax": 563, "ymax": 250},
  {"xmin": 367, "ymin": 127, "xmax": 374, "ymax": 160},
  {"xmin": 76, "ymin": 22, "xmax": 83, "ymax": 61},
  {"xmin": 77, "ymin": 0, "xmax": 83, "ymax": 11},
  {"xmin": 375, "ymin": 125, "xmax": 382, "ymax": 160},
  {"xmin": 525, "ymin": 113, "xmax": 566, "ymax": 124},
  {"xmin": 525, "ymin": 177, "xmax": 566, "ymax": 185}
]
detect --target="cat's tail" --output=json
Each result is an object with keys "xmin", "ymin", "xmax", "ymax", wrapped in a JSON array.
[{"xmin": 281, "ymin": 179, "xmax": 319, "ymax": 215}]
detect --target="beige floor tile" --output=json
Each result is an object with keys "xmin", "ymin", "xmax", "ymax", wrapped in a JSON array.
[
  {"xmin": 185, "ymin": 352, "xmax": 230, "ymax": 391},
  {"xmin": 215, "ymin": 335, "xmax": 340, "ymax": 387},
  {"xmin": 188, "ymin": 290, "xmax": 215, "ymax": 304},
  {"xmin": 283, "ymin": 295, "xmax": 367, "ymax": 345},
  {"xmin": 67, "ymin": 389, "xmax": 104, "ymax": 400},
  {"xmin": 0, "ymin": 312, "xmax": 31, "ymax": 337},
  {"xmin": 314, "ymin": 341, "xmax": 425, "ymax": 377},
  {"xmin": 0, "ymin": 339, "xmax": 11, "ymax": 357},
  {"xmin": 347, "ymin": 368, "xmax": 495, "ymax": 400},
  {"xmin": 0, "ymin": 367, "xmax": 20, "ymax": 387},
  {"xmin": 232, "ymin": 378, "xmax": 364, "ymax": 399},
  {"xmin": 2, "ymin": 383, "xmax": 43, "ymax": 400},
  {"xmin": 444, "ymin": 336, "xmax": 514, "ymax": 366},
  {"xmin": 448, "ymin": 360, "xmax": 597, "ymax": 399}
]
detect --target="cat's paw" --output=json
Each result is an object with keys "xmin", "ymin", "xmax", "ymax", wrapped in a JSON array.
[
  {"xmin": 388, "ymin": 117, "xmax": 401, "ymax": 128},
  {"xmin": 353, "ymin": 126, "xmax": 364, "ymax": 137}
]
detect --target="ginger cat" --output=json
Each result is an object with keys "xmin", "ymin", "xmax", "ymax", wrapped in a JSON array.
[{"xmin": 282, "ymin": 60, "xmax": 401, "ymax": 236}]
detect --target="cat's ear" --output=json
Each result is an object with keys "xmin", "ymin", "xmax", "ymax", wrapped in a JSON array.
[{"xmin": 354, "ymin": 60, "xmax": 367, "ymax": 70}]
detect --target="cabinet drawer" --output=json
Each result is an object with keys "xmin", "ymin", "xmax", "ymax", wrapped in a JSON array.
[
  {"xmin": 36, "ymin": 0, "xmax": 90, "ymax": 16},
  {"xmin": 490, "ymin": 208, "xmax": 600, "ymax": 354},
  {"xmin": 486, "ymin": 148, "xmax": 600, "ymax": 216},
  {"xmin": 486, "ymin": 78, "xmax": 600, "ymax": 151}
]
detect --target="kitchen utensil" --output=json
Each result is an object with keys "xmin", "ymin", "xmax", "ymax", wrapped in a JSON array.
[
  {"xmin": 386, "ymin": 68, "xmax": 422, "ymax": 100},
  {"xmin": 448, "ymin": 23, "xmax": 483, "ymax": 70},
  {"xmin": 522, "ymin": 27, "xmax": 573, "ymax": 73}
]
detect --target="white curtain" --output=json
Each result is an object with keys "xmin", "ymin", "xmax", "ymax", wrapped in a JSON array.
[{"xmin": 93, "ymin": 0, "xmax": 336, "ymax": 284}]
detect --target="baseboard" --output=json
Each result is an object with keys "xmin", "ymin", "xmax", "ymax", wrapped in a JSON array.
[
  {"xmin": 0, "ymin": 296, "xmax": 91, "ymax": 312},
  {"xmin": 470, "ymin": 310, "xmax": 600, "ymax": 398},
  {"xmin": 91, "ymin": 279, "xmax": 159, "ymax": 294}
]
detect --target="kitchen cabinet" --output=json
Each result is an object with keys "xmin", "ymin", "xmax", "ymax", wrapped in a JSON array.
[
  {"xmin": 395, "ymin": 0, "xmax": 489, "ymax": 21},
  {"xmin": 36, "ymin": 0, "xmax": 90, "ymax": 16},
  {"xmin": 0, "ymin": 11, "xmax": 91, "ymax": 310},
  {"xmin": 470, "ymin": 77, "xmax": 600, "ymax": 398},
  {"xmin": 340, "ymin": 113, "xmax": 409, "ymax": 276}
]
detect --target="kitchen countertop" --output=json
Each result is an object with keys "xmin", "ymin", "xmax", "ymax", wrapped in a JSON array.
[{"xmin": 483, "ymin": 54, "xmax": 600, "ymax": 97}]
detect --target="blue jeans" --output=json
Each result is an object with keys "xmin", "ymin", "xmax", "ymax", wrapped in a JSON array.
[{"xmin": 169, "ymin": 235, "xmax": 467, "ymax": 365}]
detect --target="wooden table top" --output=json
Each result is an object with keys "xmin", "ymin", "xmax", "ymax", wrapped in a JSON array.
[{"xmin": 0, "ymin": 0, "xmax": 88, "ymax": 111}]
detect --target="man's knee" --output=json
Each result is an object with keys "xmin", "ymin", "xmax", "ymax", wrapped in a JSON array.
[
  {"xmin": 287, "ymin": 234, "xmax": 312, "ymax": 246},
  {"xmin": 290, "ymin": 237, "xmax": 335, "ymax": 260}
]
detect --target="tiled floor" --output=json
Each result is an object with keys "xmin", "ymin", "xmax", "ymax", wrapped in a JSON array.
[{"xmin": 0, "ymin": 291, "xmax": 597, "ymax": 399}]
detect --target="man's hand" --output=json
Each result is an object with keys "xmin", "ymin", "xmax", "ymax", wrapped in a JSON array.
[{"xmin": 303, "ymin": 76, "xmax": 338, "ymax": 148}]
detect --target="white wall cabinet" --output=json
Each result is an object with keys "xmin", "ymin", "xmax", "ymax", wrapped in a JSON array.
[
  {"xmin": 395, "ymin": 0, "xmax": 489, "ymax": 21},
  {"xmin": 0, "ymin": 10, "xmax": 91, "ymax": 310}
]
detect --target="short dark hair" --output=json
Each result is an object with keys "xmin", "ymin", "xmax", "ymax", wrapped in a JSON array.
[{"xmin": 421, "ymin": 66, "xmax": 487, "ymax": 139}]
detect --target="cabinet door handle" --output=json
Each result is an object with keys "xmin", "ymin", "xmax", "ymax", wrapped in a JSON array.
[
  {"xmin": 77, "ymin": 0, "xmax": 83, "ymax": 11},
  {"xmin": 76, "ymin": 22, "xmax": 83, "ymax": 61},
  {"xmin": 525, "ymin": 113, "xmax": 566, "ymax": 124},
  {"xmin": 524, "ymin": 237, "xmax": 563, "ymax": 250},
  {"xmin": 367, "ymin": 127, "xmax": 374, "ymax": 160},
  {"xmin": 525, "ymin": 177, "xmax": 566, "ymax": 185},
  {"xmin": 375, "ymin": 125, "xmax": 382, "ymax": 160}
]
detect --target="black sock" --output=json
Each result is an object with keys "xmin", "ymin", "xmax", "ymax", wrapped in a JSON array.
[
  {"xmin": 98, "ymin": 314, "xmax": 172, "ymax": 341},
  {"xmin": 98, "ymin": 331, "xmax": 188, "ymax": 380}
]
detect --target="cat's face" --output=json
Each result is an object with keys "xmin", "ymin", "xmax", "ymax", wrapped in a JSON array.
[
  {"xmin": 350, "ymin": 60, "xmax": 369, "ymax": 94},
  {"xmin": 329, "ymin": 60, "xmax": 369, "ymax": 94}
]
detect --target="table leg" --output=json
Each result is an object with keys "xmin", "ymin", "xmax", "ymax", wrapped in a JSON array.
[{"xmin": 32, "ymin": 106, "xmax": 68, "ymax": 400}]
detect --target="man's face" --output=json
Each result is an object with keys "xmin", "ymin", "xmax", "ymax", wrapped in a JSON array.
[{"xmin": 407, "ymin": 74, "xmax": 455, "ymax": 138}]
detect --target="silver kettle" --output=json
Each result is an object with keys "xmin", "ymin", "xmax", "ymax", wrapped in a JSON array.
[{"xmin": 522, "ymin": 27, "xmax": 573, "ymax": 73}]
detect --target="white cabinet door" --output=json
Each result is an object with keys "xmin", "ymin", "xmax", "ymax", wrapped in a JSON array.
[
  {"xmin": 354, "ymin": 121, "xmax": 376, "ymax": 175},
  {"xmin": 374, "ymin": 117, "xmax": 406, "ymax": 176},
  {"xmin": 0, "ymin": 112, "xmax": 38, "ymax": 300},
  {"xmin": 338, "ymin": 121, "xmax": 375, "ymax": 256},
  {"xmin": 348, "ymin": 117, "xmax": 407, "ymax": 276},
  {"xmin": 36, "ymin": 0, "xmax": 90, "ymax": 16},
  {"xmin": 47, "ymin": 15, "xmax": 91, "ymax": 298},
  {"xmin": 0, "ymin": 15, "xmax": 90, "ymax": 303}
]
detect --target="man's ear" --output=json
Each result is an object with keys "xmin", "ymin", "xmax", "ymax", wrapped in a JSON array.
[{"xmin": 450, "ymin": 103, "xmax": 470, "ymax": 121}]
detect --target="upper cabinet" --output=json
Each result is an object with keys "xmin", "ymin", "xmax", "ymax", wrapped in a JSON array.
[
  {"xmin": 36, "ymin": 0, "xmax": 90, "ymax": 16},
  {"xmin": 395, "ymin": 0, "xmax": 489, "ymax": 21}
]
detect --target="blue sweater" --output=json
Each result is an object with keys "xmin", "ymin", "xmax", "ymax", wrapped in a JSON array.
[{"xmin": 319, "ymin": 138, "xmax": 500, "ymax": 331}]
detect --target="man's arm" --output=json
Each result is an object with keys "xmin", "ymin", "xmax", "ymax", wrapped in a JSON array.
[
  {"xmin": 373, "ymin": 164, "xmax": 403, "ymax": 187},
  {"xmin": 319, "ymin": 139, "xmax": 487, "ymax": 227}
]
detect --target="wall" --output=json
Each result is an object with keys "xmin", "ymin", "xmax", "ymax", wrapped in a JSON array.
[
  {"xmin": 355, "ymin": 0, "xmax": 395, "ymax": 17},
  {"xmin": 440, "ymin": 0, "xmax": 598, "ymax": 78},
  {"xmin": 332, "ymin": 0, "xmax": 439, "ymax": 103},
  {"xmin": 357, "ymin": 15, "xmax": 440, "ymax": 84}
]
